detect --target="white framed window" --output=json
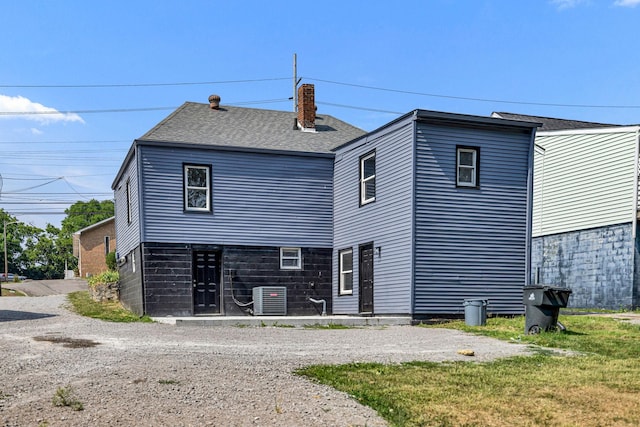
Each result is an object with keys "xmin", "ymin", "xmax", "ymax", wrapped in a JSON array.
[
  {"xmin": 360, "ymin": 151, "xmax": 376, "ymax": 205},
  {"xmin": 126, "ymin": 179, "xmax": 132, "ymax": 223},
  {"xmin": 456, "ymin": 146, "xmax": 479, "ymax": 187},
  {"xmin": 339, "ymin": 248, "xmax": 353, "ymax": 295},
  {"xmin": 184, "ymin": 165, "xmax": 211, "ymax": 212},
  {"xmin": 280, "ymin": 247, "xmax": 302, "ymax": 270}
]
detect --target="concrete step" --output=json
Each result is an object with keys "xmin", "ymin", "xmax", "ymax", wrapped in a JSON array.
[{"xmin": 153, "ymin": 315, "xmax": 413, "ymax": 328}]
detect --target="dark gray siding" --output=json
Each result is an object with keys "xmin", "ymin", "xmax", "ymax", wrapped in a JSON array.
[
  {"xmin": 143, "ymin": 242, "xmax": 192, "ymax": 316},
  {"xmin": 532, "ymin": 223, "xmax": 636, "ymax": 309},
  {"xmin": 414, "ymin": 123, "xmax": 531, "ymax": 315},
  {"xmin": 223, "ymin": 246, "xmax": 332, "ymax": 316},
  {"xmin": 333, "ymin": 119, "xmax": 415, "ymax": 315},
  {"xmin": 118, "ymin": 245, "xmax": 144, "ymax": 316},
  {"xmin": 113, "ymin": 152, "xmax": 141, "ymax": 257},
  {"xmin": 139, "ymin": 146, "xmax": 333, "ymax": 248}
]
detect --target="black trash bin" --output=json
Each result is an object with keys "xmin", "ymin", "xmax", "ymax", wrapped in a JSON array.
[{"xmin": 523, "ymin": 285, "xmax": 572, "ymax": 334}]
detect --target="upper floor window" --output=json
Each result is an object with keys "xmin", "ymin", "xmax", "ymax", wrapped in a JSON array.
[
  {"xmin": 184, "ymin": 165, "xmax": 211, "ymax": 212},
  {"xmin": 456, "ymin": 146, "xmax": 479, "ymax": 188},
  {"xmin": 126, "ymin": 179, "xmax": 132, "ymax": 223},
  {"xmin": 339, "ymin": 248, "xmax": 353, "ymax": 295},
  {"xmin": 280, "ymin": 247, "xmax": 302, "ymax": 270},
  {"xmin": 360, "ymin": 151, "xmax": 376, "ymax": 205}
]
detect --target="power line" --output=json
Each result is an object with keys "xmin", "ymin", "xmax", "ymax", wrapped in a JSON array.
[
  {"xmin": 306, "ymin": 77, "xmax": 640, "ymax": 109},
  {"xmin": 0, "ymin": 77, "xmax": 290, "ymax": 89},
  {"xmin": 0, "ymin": 98, "xmax": 291, "ymax": 116}
]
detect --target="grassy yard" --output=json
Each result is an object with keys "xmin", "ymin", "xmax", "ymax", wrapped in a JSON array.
[
  {"xmin": 67, "ymin": 291, "xmax": 152, "ymax": 323},
  {"xmin": 297, "ymin": 315, "xmax": 640, "ymax": 426},
  {"xmin": 0, "ymin": 287, "xmax": 26, "ymax": 297}
]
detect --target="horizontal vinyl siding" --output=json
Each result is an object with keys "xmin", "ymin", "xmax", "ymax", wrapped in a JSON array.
[
  {"xmin": 113, "ymin": 152, "xmax": 141, "ymax": 257},
  {"xmin": 140, "ymin": 146, "xmax": 333, "ymax": 247},
  {"xmin": 333, "ymin": 120, "xmax": 414, "ymax": 315},
  {"xmin": 533, "ymin": 130, "xmax": 637, "ymax": 237},
  {"xmin": 414, "ymin": 124, "xmax": 531, "ymax": 314}
]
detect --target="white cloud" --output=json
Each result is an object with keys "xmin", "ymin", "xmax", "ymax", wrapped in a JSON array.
[
  {"xmin": 0, "ymin": 94, "xmax": 84, "ymax": 124},
  {"xmin": 614, "ymin": 0, "xmax": 640, "ymax": 7},
  {"xmin": 551, "ymin": 0, "xmax": 587, "ymax": 9},
  {"xmin": 30, "ymin": 128, "xmax": 44, "ymax": 135}
]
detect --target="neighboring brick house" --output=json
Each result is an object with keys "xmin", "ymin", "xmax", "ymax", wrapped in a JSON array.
[{"xmin": 73, "ymin": 217, "xmax": 116, "ymax": 278}]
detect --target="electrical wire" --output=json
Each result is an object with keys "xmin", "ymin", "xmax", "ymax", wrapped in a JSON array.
[
  {"xmin": 305, "ymin": 77, "xmax": 640, "ymax": 109},
  {"xmin": 0, "ymin": 77, "xmax": 290, "ymax": 89}
]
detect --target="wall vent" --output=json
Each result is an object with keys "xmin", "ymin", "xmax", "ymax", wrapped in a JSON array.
[{"xmin": 253, "ymin": 286, "xmax": 287, "ymax": 316}]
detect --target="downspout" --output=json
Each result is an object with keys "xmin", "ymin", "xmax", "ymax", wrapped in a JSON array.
[
  {"xmin": 633, "ymin": 127, "xmax": 640, "ymax": 308},
  {"xmin": 632, "ymin": 127, "xmax": 640, "ymax": 240},
  {"xmin": 525, "ymin": 129, "xmax": 537, "ymax": 287},
  {"xmin": 308, "ymin": 297, "xmax": 327, "ymax": 316}
]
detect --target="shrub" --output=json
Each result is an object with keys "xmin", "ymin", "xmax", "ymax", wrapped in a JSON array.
[
  {"xmin": 105, "ymin": 251, "xmax": 117, "ymax": 271},
  {"xmin": 87, "ymin": 270, "xmax": 119, "ymax": 288}
]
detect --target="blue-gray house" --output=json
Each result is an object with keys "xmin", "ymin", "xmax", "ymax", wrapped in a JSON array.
[
  {"xmin": 332, "ymin": 110, "xmax": 539, "ymax": 317},
  {"xmin": 112, "ymin": 85, "xmax": 365, "ymax": 316}
]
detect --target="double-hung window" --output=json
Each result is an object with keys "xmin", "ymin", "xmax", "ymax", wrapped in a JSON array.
[
  {"xmin": 184, "ymin": 164, "xmax": 211, "ymax": 212},
  {"xmin": 456, "ymin": 146, "xmax": 479, "ymax": 188},
  {"xmin": 126, "ymin": 179, "xmax": 132, "ymax": 224},
  {"xmin": 280, "ymin": 247, "xmax": 302, "ymax": 270},
  {"xmin": 360, "ymin": 151, "xmax": 376, "ymax": 205},
  {"xmin": 339, "ymin": 248, "xmax": 353, "ymax": 295}
]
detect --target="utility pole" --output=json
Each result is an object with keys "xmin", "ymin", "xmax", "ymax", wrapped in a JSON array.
[
  {"xmin": 2, "ymin": 220, "xmax": 18, "ymax": 296},
  {"xmin": 293, "ymin": 53, "xmax": 297, "ymax": 112}
]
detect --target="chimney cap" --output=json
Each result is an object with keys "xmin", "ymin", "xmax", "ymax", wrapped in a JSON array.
[{"xmin": 208, "ymin": 94, "xmax": 221, "ymax": 109}]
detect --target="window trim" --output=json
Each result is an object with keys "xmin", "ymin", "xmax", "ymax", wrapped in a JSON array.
[
  {"xmin": 339, "ymin": 248, "xmax": 354, "ymax": 295},
  {"xmin": 280, "ymin": 247, "xmax": 302, "ymax": 270},
  {"xmin": 456, "ymin": 146, "xmax": 480, "ymax": 188},
  {"xmin": 359, "ymin": 150, "xmax": 376, "ymax": 206},
  {"xmin": 125, "ymin": 179, "xmax": 132, "ymax": 224},
  {"xmin": 183, "ymin": 164, "xmax": 212, "ymax": 212}
]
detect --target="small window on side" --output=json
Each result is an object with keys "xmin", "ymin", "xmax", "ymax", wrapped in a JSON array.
[
  {"xmin": 456, "ymin": 146, "xmax": 479, "ymax": 188},
  {"xmin": 360, "ymin": 151, "xmax": 376, "ymax": 205},
  {"xmin": 126, "ymin": 179, "xmax": 132, "ymax": 224},
  {"xmin": 339, "ymin": 248, "xmax": 353, "ymax": 295},
  {"xmin": 104, "ymin": 236, "xmax": 110, "ymax": 255},
  {"xmin": 280, "ymin": 247, "xmax": 302, "ymax": 270}
]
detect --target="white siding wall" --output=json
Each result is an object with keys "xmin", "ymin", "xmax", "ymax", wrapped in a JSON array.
[{"xmin": 533, "ymin": 128, "xmax": 638, "ymax": 237}]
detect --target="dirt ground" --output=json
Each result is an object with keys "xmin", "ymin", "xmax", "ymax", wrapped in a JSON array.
[{"xmin": 0, "ymin": 293, "xmax": 535, "ymax": 426}]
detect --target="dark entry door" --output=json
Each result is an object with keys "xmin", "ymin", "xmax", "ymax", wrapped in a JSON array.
[
  {"xmin": 193, "ymin": 251, "xmax": 221, "ymax": 315},
  {"xmin": 359, "ymin": 243, "xmax": 374, "ymax": 314}
]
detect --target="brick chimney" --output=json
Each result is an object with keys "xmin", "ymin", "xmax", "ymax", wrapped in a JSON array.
[{"xmin": 297, "ymin": 84, "xmax": 315, "ymax": 131}]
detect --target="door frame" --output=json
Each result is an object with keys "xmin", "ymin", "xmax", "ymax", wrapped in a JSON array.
[
  {"xmin": 359, "ymin": 242, "xmax": 374, "ymax": 315},
  {"xmin": 192, "ymin": 249, "xmax": 223, "ymax": 315}
]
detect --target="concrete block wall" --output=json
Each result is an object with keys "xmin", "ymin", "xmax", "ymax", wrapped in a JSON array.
[{"xmin": 531, "ymin": 222, "xmax": 636, "ymax": 309}]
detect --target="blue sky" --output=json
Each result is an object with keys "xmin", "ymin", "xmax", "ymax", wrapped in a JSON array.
[{"xmin": 2, "ymin": 0, "xmax": 640, "ymax": 228}]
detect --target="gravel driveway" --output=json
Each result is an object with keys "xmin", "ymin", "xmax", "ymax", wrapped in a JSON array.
[{"xmin": 0, "ymin": 294, "xmax": 532, "ymax": 427}]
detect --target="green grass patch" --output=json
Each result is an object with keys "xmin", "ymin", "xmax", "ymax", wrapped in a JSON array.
[
  {"xmin": 67, "ymin": 291, "xmax": 152, "ymax": 323},
  {"xmin": 0, "ymin": 287, "xmax": 26, "ymax": 297},
  {"xmin": 303, "ymin": 323, "xmax": 351, "ymax": 330},
  {"xmin": 297, "ymin": 314, "xmax": 640, "ymax": 426},
  {"xmin": 52, "ymin": 385, "xmax": 84, "ymax": 411}
]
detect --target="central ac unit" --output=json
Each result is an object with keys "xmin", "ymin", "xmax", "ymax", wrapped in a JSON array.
[{"xmin": 253, "ymin": 286, "xmax": 287, "ymax": 316}]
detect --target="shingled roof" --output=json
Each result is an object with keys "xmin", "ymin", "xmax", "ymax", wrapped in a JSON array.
[
  {"xmin": 137, "ymin": 102, "xmax": 366, "ymax": 154},
  {"xmin": 491, "ymin": 112, "xmax": 623, "ymax": 131}
]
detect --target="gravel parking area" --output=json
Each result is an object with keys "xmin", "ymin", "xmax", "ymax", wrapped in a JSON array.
[{"xmin": 0, "ymin": 295, "xmax": 532, "ymax": 426}]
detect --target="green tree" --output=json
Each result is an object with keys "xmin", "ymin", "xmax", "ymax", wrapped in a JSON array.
[
  {"xmin": 22, "ymin": 224, "xmax": 66, "ymax": 279},
  {"xmin": 58, "ymin": 199, "xmax": 115, "ymax": 273}
]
